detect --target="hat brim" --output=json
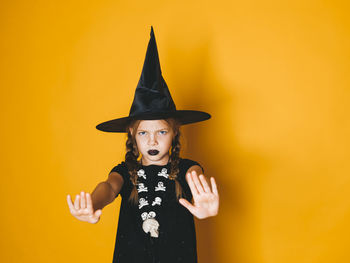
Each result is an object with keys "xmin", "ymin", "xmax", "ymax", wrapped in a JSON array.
[{"xmin": 95, "ymin": 110, "xmax": 211, "ymax": 133}]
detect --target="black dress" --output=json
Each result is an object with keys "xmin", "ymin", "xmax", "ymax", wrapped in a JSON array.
[{"xmin": 109, "ymin": 158, "xmax": 203, "ymax": 263}]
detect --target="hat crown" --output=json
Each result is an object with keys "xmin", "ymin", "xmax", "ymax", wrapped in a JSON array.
[
  {"xmin": 129, "ymin": 26, "xmax": 176, "ymax": 117},
  {"xmin": 95, "ymin": 26, "xmax": 211, "ymax": 133}
]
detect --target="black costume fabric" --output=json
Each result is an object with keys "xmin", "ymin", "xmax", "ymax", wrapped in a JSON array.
[{"xmin": 110, "ymin": 158, "xmax": 203, "ymax": 263}]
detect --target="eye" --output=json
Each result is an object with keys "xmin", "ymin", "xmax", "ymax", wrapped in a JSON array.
[
  {"xmin": 138, "ymin": 131, "xmax": 146, "ymax": 136},
  {"xmin": 159, "ymin": 130, "xmax": 168, "ymax": 135}
]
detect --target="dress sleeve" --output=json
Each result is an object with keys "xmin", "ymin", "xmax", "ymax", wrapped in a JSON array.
[
  {"xmin": 109, "ymin": 162, "xmax": 130, "ymax": 198},
  {"xmin": 179, "ymin": 158, "xmax": 205, "ymax": 176},
  {"xmin": 178, "ymin": 158, "xmax": 205, "ymax": 201}
]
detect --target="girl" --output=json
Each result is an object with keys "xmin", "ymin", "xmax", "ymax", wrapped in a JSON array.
[{"xmin": 67, "ymin": 27, "xmax": 219, "ymax": 263}]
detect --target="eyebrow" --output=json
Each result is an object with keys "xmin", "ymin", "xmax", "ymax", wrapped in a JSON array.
[{"xmin": 137, "ymin": 128, "xmax": 169, "ymax": 132}]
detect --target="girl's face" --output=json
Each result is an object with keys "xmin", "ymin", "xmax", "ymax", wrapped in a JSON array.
[{"xmin": 132, "ymin": 120, "xmax": 175, "ymax": 166}]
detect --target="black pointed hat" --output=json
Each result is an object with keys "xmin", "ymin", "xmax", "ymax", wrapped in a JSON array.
[{"xmin": 96, "ymin": 26, "xmax": 211, "ymax": 133}]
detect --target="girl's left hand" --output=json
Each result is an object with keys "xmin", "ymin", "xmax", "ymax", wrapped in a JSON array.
[{"xmin": 179, "ymin": 170, "xmax": 219, "ymax": 219}]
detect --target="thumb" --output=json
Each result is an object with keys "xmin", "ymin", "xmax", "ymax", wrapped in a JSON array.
[
  {"xmin": 179, "ymin": 198, "xmax": 195, "ymax": 214},
  {"xmin": 94, "ymin": 209, "xmax": 102, "ymax": 218}
]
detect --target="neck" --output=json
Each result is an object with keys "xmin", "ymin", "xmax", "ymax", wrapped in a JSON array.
[{"xmin": 141, "ymin": 156, "xmax": 170, "ymax": 166}]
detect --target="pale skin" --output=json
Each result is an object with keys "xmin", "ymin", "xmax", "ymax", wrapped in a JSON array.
[{"xmin": 67, "ymin": 120, "xmax": 219, "ymax": 223}]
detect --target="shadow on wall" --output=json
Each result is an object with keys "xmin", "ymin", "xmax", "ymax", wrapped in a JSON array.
[{"xmin": 165, "ymin": 31, "xmax": 250, "ymax": 263}]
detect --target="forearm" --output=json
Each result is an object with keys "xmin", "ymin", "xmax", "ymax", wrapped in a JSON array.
[{"xmin": 91, "ymin": 181, "xmax": 116, "ymax": 211}]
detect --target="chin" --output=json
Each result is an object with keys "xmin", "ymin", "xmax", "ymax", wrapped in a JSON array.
[{"xmin": 146, "ymin": 153, "xmax": 167, "ymax": 161}]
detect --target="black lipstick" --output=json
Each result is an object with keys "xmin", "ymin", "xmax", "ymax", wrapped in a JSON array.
[{"xmin": 148, "ymin": 150, "xmax": 159, "ymax": 156}]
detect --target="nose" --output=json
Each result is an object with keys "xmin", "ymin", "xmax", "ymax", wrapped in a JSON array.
[{"xmin": 148, "ymin": 134, "xmax": 158, "ymax": 146}]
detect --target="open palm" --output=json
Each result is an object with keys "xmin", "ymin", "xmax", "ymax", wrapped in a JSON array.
[
  {"xmin": 67, "ymin": 191, "xmax": 102, "ymax": 224},
  {"xmin": 179, "ymin": 170, "xmax": 219, "ymax": 219}
]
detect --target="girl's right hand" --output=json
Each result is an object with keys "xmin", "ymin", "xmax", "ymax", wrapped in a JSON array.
[{"xmin": 67, "ymin": 191, "xmax": 102, "ymax": 224}]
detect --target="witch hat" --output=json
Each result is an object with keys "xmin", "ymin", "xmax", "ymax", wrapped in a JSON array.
[{"xmin": 96, "ymin": 26, "xmax": 211, "ymax": 133}]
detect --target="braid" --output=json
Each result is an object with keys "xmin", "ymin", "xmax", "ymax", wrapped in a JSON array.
[
  {"xmin": 125, "ymin": 127, "xmax": 141, "ymax": 204},
  {"xmin": 168, "ymin": 124, "xmax": 183, "ymax": 200}
]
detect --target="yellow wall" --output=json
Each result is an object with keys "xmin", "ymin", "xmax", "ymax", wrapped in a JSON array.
[{"xmin": 1, "ymin": 1, "xmax": 349, "ymax": 262}]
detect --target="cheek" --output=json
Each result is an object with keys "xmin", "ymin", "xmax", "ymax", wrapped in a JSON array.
[
  {"xmin": 135, "ymin": 137, "xmax": 145, "ymax": 148},
  {"xmin": 162, "ymin": 136, "xmax": 173, "ymax": 147}
]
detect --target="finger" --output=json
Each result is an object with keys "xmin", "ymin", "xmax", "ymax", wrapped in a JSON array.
[
  {"xmin": 74, "ymin": 195, "xmax": 80, "ymax": 210},
  {"xmin": 186, "ymin": 172, "xmax": 199, "ymax": 196},
  {"xmin": 80, "ymin": 191, "xmax": 86, "ymax": 209},
  {"xmin": 211, "ymin": 177, "xmax": 218, "ymax": 196},
  {"xmin": 86, "ymin": 193, "xmax": 93, "ymax": 213},
  {"xmin": 67, "ymin": 195, "xmax": 76, "ymax": 213},
  {"xmin": 191, "ymin": 171, "xmax": 204, "ymax": 193},
  {"xmin": 179, "ymin": 198, "xmax": 196, "ymax": 215},
  {"xmin": 199, "ymin": 174, "xmax": 211, "ymax": 193}
]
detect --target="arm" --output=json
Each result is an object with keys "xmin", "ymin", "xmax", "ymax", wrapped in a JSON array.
[
  {"xmin": 67, "ymin": 171, "xmax": 124, "ymax": 224},
  {"xmin": 91, "ymin": 171, "xmax": 124, "ymax": 211},
  {"xmin": 179, "ymin": 165, "xmax": 219, "ymax": 219}
]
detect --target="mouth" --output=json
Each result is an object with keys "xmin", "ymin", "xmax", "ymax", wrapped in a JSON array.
[{"xmin": 148, "ymin": 149, "xmax": 159, "ymax": 156}]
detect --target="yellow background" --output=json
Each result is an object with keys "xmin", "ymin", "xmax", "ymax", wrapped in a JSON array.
[{"xmin": 1, "ymin": 1, "xmax": 349, "ymax": 262}]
